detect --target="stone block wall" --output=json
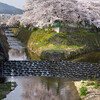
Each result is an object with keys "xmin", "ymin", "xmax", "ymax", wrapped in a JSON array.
[{"xmin": 0, "ymin": 61, "xmax": 100, "ymax": 80}]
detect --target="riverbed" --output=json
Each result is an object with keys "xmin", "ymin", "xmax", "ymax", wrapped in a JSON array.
[
  {"xmin": 1, "ymin": 29, "xmax": 81, "ymax": 100},
  {"xmin": 1, "ymin": 29, "xmax": 100, "ymax": 100}
]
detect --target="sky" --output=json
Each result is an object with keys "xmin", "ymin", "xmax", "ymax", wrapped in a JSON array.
[{"xmin": 0, "ymin": 0, "xmax": 25, "ymax": 9}]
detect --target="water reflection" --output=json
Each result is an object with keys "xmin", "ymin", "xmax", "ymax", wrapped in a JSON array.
[{"xmin": 4, "ymin": 76, "xmax": 81, "ymax": 100}]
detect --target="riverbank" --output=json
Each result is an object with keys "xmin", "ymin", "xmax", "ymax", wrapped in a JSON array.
[
  {"xmin": 0, "ymin": 81, "xmax": 16, "ymax": 100},
  {"xmin": 74, "ymin": 80, "xmax": 100, "ymax": 100},
  {"xmin": 4, "ymin": 27, "xmax": 100, "ymax": 100},
  {"xmin": 70, "ymin": 51, "xmax": 100, "ymax": 63},
  {"xmin": 11, "ymin": 27, "xmax": 100, "ymax": 61},
  {"xmin": 0, "ymin": 29, "xmax": 9, "ymax": 61}
]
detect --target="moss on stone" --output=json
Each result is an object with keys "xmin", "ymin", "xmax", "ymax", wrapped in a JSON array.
[
  {"xmin": 11, "ymin": 27, "xmax": 100, "ymax": 60},
  {"xmin": 71, "ymin": 51, "xmax": 100, "ymax": 63}
]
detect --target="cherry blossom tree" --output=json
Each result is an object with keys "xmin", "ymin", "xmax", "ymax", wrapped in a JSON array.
[
  {"xmin": 7, "ymin": 0, "xmax": 100, "ymax": 28},
  {"xmin": 7, "ymin": 15, "xmax": 22, "ymax": 26},
  {"xmin": 20, "ymin": 0, "xmax": 79, "ymax": 28},
  {"xmin": 76, "ymin": 0, "xmax": 100, "ymax": 28}
]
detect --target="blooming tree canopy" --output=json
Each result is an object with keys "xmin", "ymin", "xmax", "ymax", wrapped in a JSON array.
[
  {"xmin": 7, "ymin": 0, "xmax": 100, "ymax": 28},
  {"xmin": 7, "ymin": 15, "xmax": 22, "ymax": 26},
  {"xmin": 20, "ymin": 0, "xmax": 79, "ymax": 28},
  {"xmin": 77, "ymin": 0, "xmax": 100, "ymax": 28}
]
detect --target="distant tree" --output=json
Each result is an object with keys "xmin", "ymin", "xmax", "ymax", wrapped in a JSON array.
[{"xmin": 7, "ymin": 15, "xmax": 22, "ymax": 26}]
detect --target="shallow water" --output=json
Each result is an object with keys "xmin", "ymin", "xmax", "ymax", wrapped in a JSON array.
[
  {"xmin": 1, "ymin": 29, "xmax": 81, "ymax": 100},
  {"xmin": 3, "ymin": 29, "xmax": 100, "ymax": 100},
  {"xmin": 3, "ymin": 76, "xmax": 81, "ymax": 100},
  {"xmin": 8, "ymin": 48, "xmax": 27, "ymax": 60},
  {"xmin": 5, "ymin": 30, "xmax": 27, "ymax": 61}
]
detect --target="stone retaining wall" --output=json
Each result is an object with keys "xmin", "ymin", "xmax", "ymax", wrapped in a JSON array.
[
  {"xmin": 41, "ymin": 34, "xmax": 100, "ymax": 61},
  {"xmin": 0, "ymin": 29, "xmax": 8, "ymax": 61},
  {"xmin": 0, "ymin": 61, "xmax": 100, "ymax": 79}
]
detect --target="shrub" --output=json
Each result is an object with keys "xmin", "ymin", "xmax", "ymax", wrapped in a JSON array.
[
  {"xmin": 94, "ymin": 81, "xmax": 99, "ymax": 89},
  {"xmin": 81, "ymin": 80, "xmax": 84, "ymax": 84},
  {"xmin": 79, "ymin": 85, "xmax": 88, "ymax": 96},
  {"xmin": 86, "ymin": 81, "xmax": 95, "ymax": 86}
]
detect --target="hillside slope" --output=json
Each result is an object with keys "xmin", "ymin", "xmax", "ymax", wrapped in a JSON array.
[{"xmin": 0, "ymin": 2, "xmax": 23, "ymax": 14}]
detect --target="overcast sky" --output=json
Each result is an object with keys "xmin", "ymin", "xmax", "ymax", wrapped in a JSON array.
[{"xmin": 0, "ymin": 0, "xmax": 25, "ymax": 9}]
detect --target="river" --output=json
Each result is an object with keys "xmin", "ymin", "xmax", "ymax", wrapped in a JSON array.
[{"xmin": 1, "ymin": 29, "xmax": 81, "ymax": 100}]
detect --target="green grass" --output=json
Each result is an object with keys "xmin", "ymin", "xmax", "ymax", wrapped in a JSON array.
[
  {"xmin": 86, "ymin": 81, "xmax": 95, "ymax": 86},
  {"xmin": 57, "ymin": 29, "xmax": 90, "ymax": 36},
  {"xmin": 79, "ymin": 85, "xmax": 88, "ymax": 96},
  {"xmin": 11, "ymin": 26, "xmax": 100, "ymax": 58},
  {"xmin": 81, "ymin": 80, "xmax": 85, "ymax": 84},
  {"xmin": 94, "ymin": 81, "xmax": 100, "ymax": 89},
  {"xmin": 12, "ymin": 27, "xmax": 84, "ymax": 51},
  {"xmin": 79, "ymin": 80, "xmax": 100, "ymax": 97},
  {"xmin": 86, "ymin": 80, "xmax": 100, "ymax": 89}
]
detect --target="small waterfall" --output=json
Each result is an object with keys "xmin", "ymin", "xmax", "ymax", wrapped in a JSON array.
[{"xmin": 5, "ymin": 29, "xmax": 27, "ymax": 61}]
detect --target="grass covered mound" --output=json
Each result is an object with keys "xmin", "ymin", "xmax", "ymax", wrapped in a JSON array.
[{"xmin": 11, "ymin": 26, "xmax": 100, "ymax": 60}]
